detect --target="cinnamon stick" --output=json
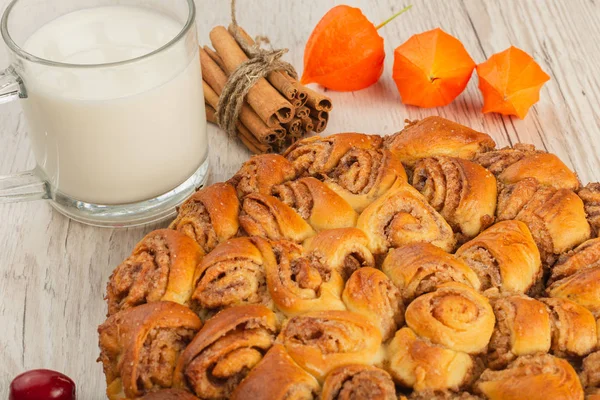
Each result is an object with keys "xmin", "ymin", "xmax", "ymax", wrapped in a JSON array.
[
  {"xmin": 304, "ymin": 86, "xmax": 333, "ymax": 112},
  {"xmin": 301, "ymin": 116, "xmax": 314, "ymax": 133},
  {"xmin": 283, "ymin": 73, "xmax": 309, "ymax": 108},
  {"xmin": 200, "ymin": 48, "xmax": 284, "ymax": 143},
  {"xmin": 284, "ymin": 117, "xmax": 302, "ymax": 136},
  {"xmin": 296, "ymin": 106, "xmax": 310, "ymax": 119},
  {"xmin": 310, "ymin": 108, "xmax": 329, "ymax": 122},
  {"xmin": 229, "ymin": 25, "xmax": 299, "ymax": 102},
  {"xmin": 310, "ymin": 109, "xmax": 329, "ymax": 133},
  {"xmin": 210, "ymin": 26, "xmax": 294, "ymax": 126},
  {"xmin": 293, "ymin": 87, "xmax": 308, "ymax": 107},
  {"xmin": 203, "ymin": 45, "xmax": 226, "ymax": 71},
  {"xmin": 204, "ymin": 83, "xmax": 270, "ymax": 154},
  {"xmin": 239, "ymin": 124, "xmax": 271, "ymax": 154}
]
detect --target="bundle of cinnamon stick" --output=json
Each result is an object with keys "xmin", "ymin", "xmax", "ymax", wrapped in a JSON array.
[{"xmin": 202, "ymin": 25, "xmax": 332, "ymax": 154}]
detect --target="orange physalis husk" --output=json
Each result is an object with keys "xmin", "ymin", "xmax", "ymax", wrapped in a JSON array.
[
  {"xmin": 393, "ymin": 28, "xmax": 476, "ymax": 108},
  {"xmin": 301, "ymin": 5, "xmax": 385, "ymax": 92},
  {"xmin": 477, "ymin": 46, "xmax": 550, "ymax": 119}
]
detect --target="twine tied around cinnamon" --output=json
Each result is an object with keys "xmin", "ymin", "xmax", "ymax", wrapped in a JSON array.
[{"xmin": 215, "ymin": 0, "xmax": 299, "ymax": 137}]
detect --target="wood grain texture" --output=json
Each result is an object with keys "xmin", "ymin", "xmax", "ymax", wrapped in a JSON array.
[{"xmin": 0, "ymin": 0, "xmax": 599, "ymax": 397}]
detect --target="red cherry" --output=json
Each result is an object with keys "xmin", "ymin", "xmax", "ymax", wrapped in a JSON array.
[{"xmin": 9, "ymin": 369, "xmax": 76, "ymax": 400}]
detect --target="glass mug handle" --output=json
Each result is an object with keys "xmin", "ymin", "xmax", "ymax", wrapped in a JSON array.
[{"xmin": 0, "ymin": 67, "xmax": 49, "ymax": 204}]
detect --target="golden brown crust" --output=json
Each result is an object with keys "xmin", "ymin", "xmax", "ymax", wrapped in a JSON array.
[
  {"xmin": 278, "ymin": 310, "xmax": 383, "ymax": 382},
  {"xmin": 272, "ymin": 177, "xmax": 358, "ymax": 232},
  {"xmin": 321, "ymin": 364, "xmax": 396, "ymax": 400},
  {"xmin": 302, "ymin": 228, "xmax": 375, "ymax": 280},
  {"xmin": 412, "ymin": 157, "xmax": 497, "ymax": 240},
  {"xmin": 539, "ymin": 297, "xmax": 598, "ymax": 357},
  {"xmin": 342, "ymin": 267, "xmax": 404, "ymax": 341},
  {"xmin": 547, "ymin": 238, "xmax": 600, "ymax": 317},
  {"xmin": 266, "ymin": 240, "xmax": 346, "ymax": 317},
  {"xmin": 190, "ymin": 237, "xmax": 275, "ymax": 314},
  {"xmin": 579, "ymin": 183, "xmax": 600, "ymax": 237},
  {"xmin": 474, "ymin": 354, "xmax": 584, "ymax": 400},
  {"xmin": 170, "ymin": 183, "xmax": 240, "ymax": 253},
  {"xmin": 239, "ymin": 193, "xmax": 316, "ymax": 242},
  {"xmin": 405, "ymin": 283, "xmax": 495, "ymax": 354},
  {"xmin": 357, "ymin": 182, "xmax": 455, "ymax": 254},
  {"xmin": 98, "ymin": 302, "xmax": 202, "ymax": 400},
  {"xmin": 475, "ymin": 144, "xmax": 580, "ymax": 191},
  {"xmin": 455, "ymin": 221, "xmax": 542, "ymax": 295},
  {"xmin": 283, "ymin": 133, "xmax": 384, "ymax": 176},
  {"xmin": 173, "ymin": 305, "xmax": 279, "ymax": 399},
  {"xmin": 139, "ymin": 389, "xmax": 200, "ymax": 400},
  {"xmin": 228, "ymin": 154, "xmax": 297, "ymax": 198},
  {"xmin": 323, "ymin": 147, "xmax": 407, "ymax": 212},
  {"xmin": 386, "ymin": 327, "xmax": 474, "ymax": 392},
  {"xmin": 551, "ymin": 238, "xmax": 600, "ymax": 281},
  {"xmin": 487, "ymin": 295, "xmax": 551, "ymax": 369},
  {"xmin": 106, "ymin": 230, "xmax": 204, "ymax": 316},
  {"xmin": 382, "ymin": 243, "xmax": 481, "ymax": 304},
  {"xmin": 384, "ymin": 117, "xmax": 496, "ymax": 167},
  {"xmin": 497, "ymin": 178, "xmax": 591, "ymax": 263},
  {"xmin": 230, "ymin": 344, "xmax": 319, "ymax": 400}
]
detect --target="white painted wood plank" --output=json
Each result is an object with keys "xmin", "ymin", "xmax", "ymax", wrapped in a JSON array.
[{"xmin": 0, "ymin": 0, "xmax": 599, "ymax": 397}]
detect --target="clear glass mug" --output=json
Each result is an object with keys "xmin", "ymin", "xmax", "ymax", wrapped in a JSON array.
[{"xmin": 0, "ymin": 0, "xmax": 209, "ymax": 227}]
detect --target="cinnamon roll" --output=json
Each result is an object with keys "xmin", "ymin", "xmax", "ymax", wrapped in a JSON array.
[
  {"xmin": 190, "ymin": 237, "xmax": 275, "ymax": 315},
  {"xmin": 321, "ymin": 364, "xmax": 396, "ymax": 400},
  {"xmin": 106, "ymin": 230, "xmax": 204, "ymax": 316},
  {"xmin": 323, "ymin": 147, "xmax": 407, "ymax": 212},
  {"xmin": 239, "ymin": 193, "xmax": 316, "ymax": 242},
  {"xmin": 411, "ymin": 157, "xmax": 497, "ymax": 240},
  {"xmin": 539, "ymin": 297, "xmax": 598, "ymax": 357},
  {"xmin": 382, "ymin": 242, "xmax": 481, "ymax": 304},
  {"xmin": 272, "ymin": 177, "xmax": 358, "ymax": 231},
  {"xmin": 98, "ymin": 302, "xmax": 202, "ymax": 400},
  {"xmin": 357, "ymin": 182, "xmax": 455, "ymax": 254},
  {"xmin": 228, "ymin": 154, "xmax": 296, "ymax": 198},
  {"xmin": 487, "ymin": 295, "xmax": 551, "ymax": 369},
  {"xmin": 342, "ymin": 267, "xmax": 404, "ymax": 341},
  {"xmin": 266, "ymin": 239, "xmax": 346, "ymax": 317},
  {"xmin": 283, "ymin": 132, "xmax": 383, "ymax": 176},
  {"xmin": 474, "ymin": 143, "xmax": 580, "ymax": 191},
  {"xmin": 579, "ymin": 183, "xmax": 600, "ymax": 236},
  {"xmin": 384, "ymin": 116, "xmax": 496, "ymax": 168},
  {"xmin": 497, "ymin": 178, "xmax": 591, "ymax": 263},
  {"xmin": 170, "ymin": 183, "xmax": 240, "ymax": 253},
  {"xmin": 581, "ymin": 351, "xmax": 600, "ymax": 389},
  {"xmin": 405, "ymin": 391, "xmax": 482, "ymax": 400},
  {"xmin": 547, "ymin": 238, "xmax": 600, "ymax": 317},
  {"xmin": 302, "ymin": 228, "xmax": 375, "ymax": 280},
  {"xmin": 455, "ymin": 220, "xmax": 542, "ymax": 295},
  {"xmin": 173, "ymin": 305, "xmax": 279, "ymax": 399},
  {"xmin": 279, "ymin": 310, "xmax": 383, "ymax": 381},
  {"xmin": 230, "ymin": 344, "xmax": 319, "ymax": 400},
  {"xmin": 405, "ymin": 283, "xmax": 495, "ymax": 354},
  {"xmin": 386, "ymin": 327, "xmax": 474, "ymax": 391},
  {"xmin": 140, "ymin": 389, "xmax": 200, "ymax": 399},
  {"xmin": 474, "ymin": 354, "xmax": 584, "ymax": 400}
]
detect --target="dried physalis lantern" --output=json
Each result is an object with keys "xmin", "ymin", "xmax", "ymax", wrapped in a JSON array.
[
  {"xmin": 393, "ymin": 28, "xmax": 476, "ymax": 107},
  {"xmin": 477, "ymin": 46, "xmax": 550, "ymax": 119},
  {"xmin": 302, "ymin": 5, "xmax": 411, "ymax": 91}
]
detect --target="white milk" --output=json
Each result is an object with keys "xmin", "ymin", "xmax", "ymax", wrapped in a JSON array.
[{"xmin": 20, "ymin": 6, "xmax": 207, "ymax": 204}]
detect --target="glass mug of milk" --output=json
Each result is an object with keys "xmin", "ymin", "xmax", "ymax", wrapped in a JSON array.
[{"xmin": 0, "ymin": 0, "xmax": 209, "ymax": 226}]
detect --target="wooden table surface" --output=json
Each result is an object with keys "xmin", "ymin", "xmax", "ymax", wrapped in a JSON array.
[{"xmin": 1, "ymin": 0, "xmax": 599, "ymax": 397}]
